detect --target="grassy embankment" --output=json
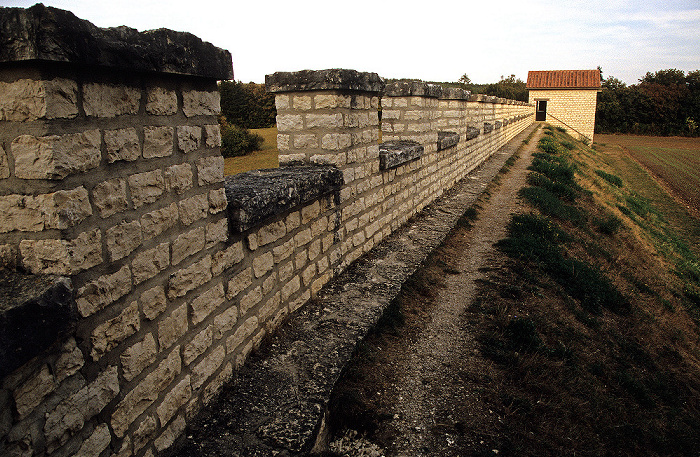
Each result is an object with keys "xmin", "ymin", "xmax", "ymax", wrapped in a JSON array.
[
  {"xmin": 469, "ymin": 127, "xmax": 700, "ymax": 455},
  {"xmin": 223, "ymin": 127, "xmax": 278, "ymax": 175}
]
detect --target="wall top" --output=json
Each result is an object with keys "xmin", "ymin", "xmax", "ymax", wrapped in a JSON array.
[
  {"xmin": 0, "ymin": 3, "xmax": 233, "ymax": 80},
  {"xmin": 266, "ymin": 69, "xmax": 384, "ymax": 94}
]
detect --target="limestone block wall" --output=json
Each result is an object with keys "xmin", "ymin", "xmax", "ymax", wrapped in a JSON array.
[
  {"xmin": 528, "ymin": 88, "xmax": 599, "ymax": 141},
  {"xmin": 0, "ymin": 6, "xmax": 534, "ymax": 457}
]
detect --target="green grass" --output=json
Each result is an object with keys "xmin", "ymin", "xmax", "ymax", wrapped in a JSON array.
[
  {"xmin": 224, "ymin": 127, "xmax": 278, "ymax": 175},
  {"xmin": 595, "ymin": 169, "xmax": 624, "ymax": 187}
]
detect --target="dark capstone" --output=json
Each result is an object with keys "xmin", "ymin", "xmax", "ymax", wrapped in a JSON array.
[
  {"xmin": 483, "ymin": 122, "xmax": 494, "ymax": 134},
  {"xmin": 383, "ymin": 81, "xmax": 442, "ymax": 98},
  {"xmin": 0, "ymin": 270, "xmax": 75, "ymax": 378},
  {"xmin": 495, "ymin": 120, "xmax": 502, "ymax": 130},
  {"xmin": 265, "ymin": 69, "xmax": 384, "ymax": 93},
  {"xmin": 379, "ymin": 141, "xmax": 423, "ymax": 170},
  {"xmin": 437, "ymin": 131, "xmax": 460, "ymax": 150},
  {"xmin": 0, "ymin": 4, "xmax": 233, "ymax": 79},
  {"xmin": 466, "ymin": 126, "xmax": 480, "ymax": 140},
  {"xmin": 437, "ymin": 87, "xmax": 471, "ymax": 100},
  {"xmin": 503, "ymin": 118, "xmax": 510, "ymax": 126},
  {"xmin": 225, "ymin": 166, "xmax": 343, "ymax": 232}
]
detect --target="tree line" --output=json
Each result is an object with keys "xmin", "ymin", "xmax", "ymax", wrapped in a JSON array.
[{"xmin": 596, "ymin": 69, "xmax": 700, "ymax": 136}]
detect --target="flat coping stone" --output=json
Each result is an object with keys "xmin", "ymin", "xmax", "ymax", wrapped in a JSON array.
[
  {"xmin": 495, "ymin": 120, "xmax": 503, "ymax": 129},
  {"xmin": 224, "ymin": 166, "xmax": 344, "ymax": 232},
  {"xmin": 166, "ymin": 122, "xmax": 539, "ymax": 457},
  {"xmin": 378, "ymin": 140, "xmax": 423, "ymax": 170},
  {"xmin": 466, "ymin": 125, "xmax": 480, "ymax": 141},
  {"xmin": 266, "ymin": 69, "xmax": 384, "ymax": 94},
  {"xmin": 484, "ymin": 122, "xmax": 494, "ymax": 134},
  {"xmin": 0, "ymin": 3, "xmax": 233, "ymax": 79},
  {"xmin": 383, "ymin": 81, "xmax": 442, "ymax": 98},
  {"xmin": 0, "ymin": 269, "xmax": 75, "ymax": 378},
  {"xmin": 437, "ymin": 131, "xmax": 460, "ymax": 150}
]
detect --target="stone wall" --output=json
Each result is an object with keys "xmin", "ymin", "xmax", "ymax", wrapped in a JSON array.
[
  {"xmin": 528, "ymin": 88, "xmax": 599, "ymax": 141},
  {"xmin": 0, "ymin": 5, "xmax": 534, "ymax": 457}
]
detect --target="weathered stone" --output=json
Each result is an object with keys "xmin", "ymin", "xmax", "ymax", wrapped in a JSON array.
[
  {"xmin": 55, "ymin": 338, "xmax": 84, "ymax": 382},
  {"xmin": 12, "ymin": 130, "xmax": 101, "ymax": 180},
  {"xmin": 0, "ymin": 145, "xmax": 9, "ymax": 178},
  {"xmin": 225, "ymin": 166, "xmax": 343, "ymax": 232},
  {"xmin": 178, "ymin": 193, "xmax": 208, "ymax": 226},
  {"xmin": 112, "ymin": 348, "xmax": 180, "ymax": 437},
  {"xmin": 239, "ymin": 286, "xmax": 262, "ymax": 314},
  {"xmin": 0, "ymin": 78, "xmax": 77, "ymax": 121},
  {"xmin": 43, "ymin": 186, "xmax": 93, "ymax": 229},
  {"xmin": 146, "ymin": 87, "xmax": 177, "ymax": 115},
  {"xmin": 133, "ymin": 415, "xmax": 157, "ymax": 454},
  {"xmin": 158, "ymin": 304, "xmax": 187, "ymax": 349},
  {"xmin": 253, "ymin": 251, "xmax": 274, "ymax": 279},
  {"xmin": 90, "ymin": 301, "xmax": 140, "ymax": 360},
  {"xmin": 197, "ymin": 155, "xmax": 224, "ymax": 185},
  {"xmin": 437, "ymin": 131, "xmax": 460, "ymax": 150},
  {"xmin": 225, "ymin": 316, "xmax": 258, "ymax": 353},
  {"xmin": 0, "ymin": 194, "xmax": 47, "ymax": 233},
  {"xmin": 140, "ymin": 286, "xmax": 167, "ymax": 321},
  {"xmin": 275, "ymin": 114, "xmax": 303, "ymax": 132},
  {"xmin": 206, "ymin": 218, "xmax": 228, "ymax": 248},
  {"xmin": 177, "ymin": 125, "xmax": 202, "ymax": 153},
  {"xmin": 45, "ymin": 366, "xmax": 119, "ymax": 451},
  {"xmin": 182, "ymin": 90, "xmax": 221, "ymax": 117},
  {"xmin": 0, "ymin": 4, "xmax": 233, "ymax": 78},
  {"xmin": 184, "ymin": 326, "xmax": 213, "ymax": 366},
  {"xmin": 191, "ymin": 345, "xmax": 225, "ymax": 390},
  {"xmin": 143, "ymin": 126, "xmax": 174, "ymax": 158},
  {"xmin": 483, "ymin": 122, "xmax": 493, "ymax": 134},
  {"xmin": 466, "ymin": 125, "xmax": 480, "ymax": 140},
  {"xmin": 190, "ymin": 282, "xmax": 225, "ymax": 325},
  {"xmin": 154, "ymin": 415, "xmax": 186, "ymax": 452},
  {"xmin": 266, "ymin": 69, "xmax": 384, "ymax": 93},
  {"xmin": 13, "ymin": 364, "xmax": 54, "ymax": 418},
  {"xmin": 211, "ymin": 241, "xmax": 244, "ymax": 276},
  {"xmin": 384, "ymin": 81, "xmax": 442, "ymax": 98},
  {"xmin": 19, "ymin": 238, "xmax": 70, "ymax": 274},
  {"xmin": 141, "ymin": 203, "xmax": 178, "ymax": 240},
  {"xmin": 121, "ymin": 333, "xmax": 157, "ymax": 382},
  {"xmin": 129, "ymin": 169, "xmax": 165, "ymax": 208},
  {"xmin": 76, "ymin": 265, "xmax": 132, "ymax": 317},
  {"xmin": 165, "ymin": 163, "xmax": 193, "ymax": 194},
  {"xmin": 92, "ymin": 178, "xmax": 128, "ymax": 218},
  {"xmin": 209, "ymin": 188, "xmax": 227, "ymax": 214},
  {"xmin": 131, "ymin": 242, "xmax": 169, "ymax": 284},
  {"xmin": 226, "ymin": 267, "xmax": 252, "ymax": 300},
  {"xmin": 204, "ymin": 124, "xmax": 221, "ymax": 148},
  {"xmin": 84, "ymin": 82, "xmax": 140, "ymax": 117},
  {"xmin": 74, "ymin": 423, "xmax": 111, "ymax": 457},
  {"xmin": 157, "ymin": 375, "xmax": 192, "ymax": 426},
  {"xmin": 172, "ymin": 226, "xmax": 205, "ymax": 266},
  {"xmin": 168, "ymin": 254, "xmax": 212, "ymax": 299},
  {"xmin": 68, "ymin": 228, "xmax": 103, "ymax": 272},
  {"xmin": 379, "ymin": 140, "xmax": 423, "ymax": 170},
  {"xmin": 106, "ymin": 219, "xmax": 142, "ymax": 261},
  {"xmin": 105, "ymin": 128, "xmax": 140, "ymax": 162}
]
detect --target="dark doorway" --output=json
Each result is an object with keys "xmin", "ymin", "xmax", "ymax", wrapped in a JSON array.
[{"xmin": 536, "ymin": 100, "xmax": 547, "ymax": 121}]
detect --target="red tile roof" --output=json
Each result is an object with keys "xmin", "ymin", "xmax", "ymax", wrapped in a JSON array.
[{"xmin": 527, "ymin": 70, "xmax": 601, "ymax": 89}]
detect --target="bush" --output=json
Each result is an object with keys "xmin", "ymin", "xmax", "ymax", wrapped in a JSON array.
[
  {"xmin": 595, "ymin": 170, "xmax": 624, "ymax": 187},
  {"xmin": 220, "ymin": 119, "xmax": 263, "ymax": 157},
  {"xmin": 538, "ymin": 136, "xmax": 561, "ymax": 155}
]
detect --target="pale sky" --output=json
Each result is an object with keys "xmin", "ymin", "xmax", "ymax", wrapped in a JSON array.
[{"xmin": 3, "ymin": 0, "xmax": 699, "ymax": 86}]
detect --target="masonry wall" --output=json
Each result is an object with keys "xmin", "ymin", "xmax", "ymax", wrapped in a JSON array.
[
  {"xmin": 529, "ymin": 88, "xmax": 598, "ymax": 141},
  {"xmin": 0, "ymin": 8, "xmax": 534, "ymax": 457}
]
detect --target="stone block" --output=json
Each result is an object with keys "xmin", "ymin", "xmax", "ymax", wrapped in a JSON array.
[
  {"xmin": 131, "ymin": 242, "xmax": 169, "ymax": 284},
  {"xmin": 167, "ymin": 255, "xmax": 212, "ymax": 299},
  {"xmin": 225, "ymin": 316, "xmax": 258, "ymax": 354},
  {"xmin": 211, "ymin": 241, "xmax": 244, "ymax": 276},
  {"xmin": 273, "ymin": 238, "xmax": 294, "ymax": 263},
  {"xmin": 55, "ymin": 338, "xmax": 84, "ymax": 382},
  {"xmin": 177, "ymin": 125, "xmax": 202, "ymax": 153},
  {"xmin": 112, "ymin": 348, "xmax": 181, "ymax": 437},
  {"xmin": 184, "ymin": 326, "xmax": 213, "ymax": 366},
  {"xmin": 182, "ymin": 89, "xmax": 220, "ymax": 117},
  {"xmin": 76, "ymin": 265, "xmax": 132, "ymax": 317},
  {"xmin": 121, "ymin": 333, "xmax": 157, "ymax": 382},
  {"xmin": 68, "ymin": 228, "xmax": 103, "ymax": 272},
  {"xmin": 214, "ymin": 304, "xmax": 238, "ymax": 340},
  {"xmin": 90, "ymin": 301, "xmax": 140, "ymax": 360},
  {"xmin": 239, "ymin": 286, "xmax": 262, "ymax": 314},
  {"xmin": 293, "ymin": 134, "xmax": 318, "ymax": 149},
  {"xmin": 292, "ymin": 95, "xmax": 312, "ymax": 110},
  {"xmin": 146, "ymin": 87, "xmax": 177, "ymax": 115},
  {"xmin": 19, "ymin": 238, "xmax": 70, "ymax": 274},
  {"xmin": 306, "ymin": 113, "xmax": 343, "ymax": 129},
  {"xmin": 276, "ymin": 114, "xmax": 303, "ymax": 132},
  {"xmin": 172, "ymin": 226, "xmax": 205, "ymax": 265},
  {"xmin": 0, "ymin": 194, "xmax": 44, "ymax": 233},
  {"xmin": 253, "ymin": 251, "xmax": 274, "ymax": 278},
  {"xmin": 191, "ymin": 345, "xmax": 225, "ymax": 390},
  {"xmin": 257, "ymin": 220, "xmax": 286, "ymax": 247},
  {"xmin": 0, "ymin": 78, "xmax": 78, "ymax": 121},
  {"xmin": 133, "ymin": 415, "xmax": 157, "ymax": 453},
  {"xmin": 129, "ymin": 169, "xmax": 165, "ymax": 208},
  {"xmin": 74, "ymin": 423, "xmax": 111, "ymax": 457},
  {"xmin": 141, "ymin": 203, "xmax": 178, "ymax": 240},
  {"xmin": 12, "ymin": 130, "xmax": 101, "ymax": 180},
  {"xmin": 178, "ymin": 193, "xmax": 208, "ymax": 226},
  {"xmin": 197, "ymin": 155, "xmax": 224, "ymax": 185},
  {"xmin": 92, "ymin": 178, "xmax": 128, "ymax": 218},
  {"xmin": 205, "ymin": 124, "xmax": 221, "ymax": 148},
  {"xmin": 190, "ymin": 282, "xmax": 225, "ymax": 325},
  {"xmin": 140, "ymin": 286, "xmax": 167, "ymax": 321},
  {"xmin": 209, "ymin": 188, "xmax": 227, "ymax": 214},
  {"xmin": 281, "ymin": 275, "xmax": 300, "ymax": 301},
  {"xmin": 105, "ymin": 128, "xmax": 140, "ymax": 163},
  {"xmin": 0, "ymin": 145, "xmax": 8, "ymax": 179},
  {"xmin": 226, "ymin": 267, "xmax": 252, "ymax": 300},
  {"xmin": 157, "ymin": 375, "xmax": 192, "ymax": 428},
  {"xmin": 83, "ymin": 82, "xmax": 140, "ymax": 117},
  {"xmin": 159, "ymin": 304, "xmax": 188, "ymax": 349},
  {"xmin": 13, "ymin": 363, "xmax": 55, "ymax": 419},
  {"xmin": 206, "ymin": 217, "xmax": 229, "ymax": 248},
  {"xmin": 143, "ymin": 126, "xmax": 174, "ymax": 158},
  {"xmin": 106, "ymin": 219, "xmax": 142, "ymax": 261}
]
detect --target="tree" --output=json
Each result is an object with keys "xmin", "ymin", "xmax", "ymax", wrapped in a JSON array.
[
  {"xmin": 485, "ymin": 74, "xmax": 528, "ymax": 102},
  {"xmin": 218, "ymin": 81, "xmax": 276, "ymax": 129}
]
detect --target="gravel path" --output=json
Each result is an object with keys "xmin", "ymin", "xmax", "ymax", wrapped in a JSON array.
[{"xmin": 332, "ymin": 126, "xmax": 543, "ymax": 456}]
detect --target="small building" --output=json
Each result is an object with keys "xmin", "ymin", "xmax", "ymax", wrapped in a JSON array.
[{"xmin": 527, "ymin": 69, "xmax": 601, "ymax": 142}]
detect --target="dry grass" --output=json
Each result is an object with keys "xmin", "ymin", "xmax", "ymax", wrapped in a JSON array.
[{"xmin": 224, "ymin": 127, "xmax": 278, "ymax": 175}]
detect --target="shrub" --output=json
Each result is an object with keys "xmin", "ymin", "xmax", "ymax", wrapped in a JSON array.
[
  {"xmin": 538, "ymin": 136, "xmax": 561, "ymax": 155},
  {"xmin": 596, "ymin": 215, "xmax": 623, "ymax": 235},
  {"xmin": 220, "ymin": 120, "xmax": 263, "ymax": 157},
  {"xmin": 595, "ymin": 170, "xmax": 624, "ymax": 187}
]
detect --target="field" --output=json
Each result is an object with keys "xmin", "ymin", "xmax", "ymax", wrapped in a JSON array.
[
  {"xmin": 595, "ymin": 134, "xmax": 700, "ymax": 214},
  {"xmin": 223, "ymin": 127, "xmax": 278, "ymax": 175}
]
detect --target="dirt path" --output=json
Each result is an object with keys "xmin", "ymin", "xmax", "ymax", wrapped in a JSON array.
[{"xmin": 330, "ymin": 127, "xmax": 544, "ymax": 456}]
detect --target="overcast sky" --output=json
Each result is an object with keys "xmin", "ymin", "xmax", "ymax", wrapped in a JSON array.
[{"xmin": 4, "ymin": 0, "xmax": 699, "ymax": 85}]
